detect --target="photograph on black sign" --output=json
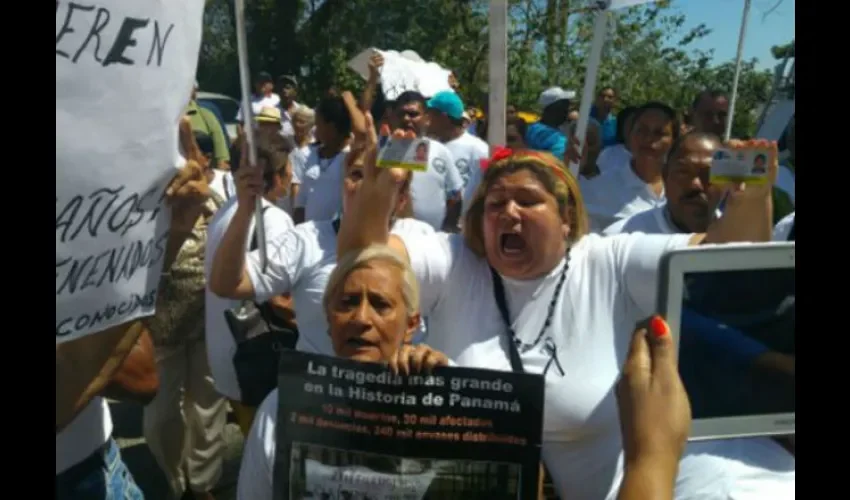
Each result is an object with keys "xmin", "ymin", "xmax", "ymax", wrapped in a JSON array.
[{"xmin": 288, "ymin": 443, "xmax": 522, "ymax": 500}]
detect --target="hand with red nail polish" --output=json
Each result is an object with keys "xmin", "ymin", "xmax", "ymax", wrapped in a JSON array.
[{"xmin": 615, "ymin": 316, "xmax": 691, "ymax": 500}]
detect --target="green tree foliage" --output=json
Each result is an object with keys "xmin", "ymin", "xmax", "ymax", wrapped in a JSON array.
[{"xmin": 197, "ymin": 0, "xmax": 772, "ymax": 137}]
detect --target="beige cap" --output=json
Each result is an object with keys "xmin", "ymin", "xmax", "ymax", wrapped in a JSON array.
[{"xmin": 256, "ymin": 106, "xmax": 282, "ymax": 123}]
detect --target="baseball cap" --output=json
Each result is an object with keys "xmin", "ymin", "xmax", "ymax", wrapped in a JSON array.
[
  {"xmin": 538, "ymin": 87, "xmax": 575, "ymax": 109},
  {"xmin": 426, "ymin": 90, "xmax": 464, "ymax": 120},
  {"xmin": 256, "ymin": 106, "xmax": 282, "ymax": 124},
  {"xmin": 256, "ymin": 71, "xmax": 273, "ymax": 84}
]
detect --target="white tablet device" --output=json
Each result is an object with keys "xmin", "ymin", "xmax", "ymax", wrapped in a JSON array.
[{"xmin": 657, "ymin": 243, "xmax": 795, "ymax": 441}]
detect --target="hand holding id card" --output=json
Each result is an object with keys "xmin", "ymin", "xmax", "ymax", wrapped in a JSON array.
[
  {"xmin": 710, "ymin": 139, "xmax": 777, "ymax": 186},
  {"xmin": 377, "ymin": 126, "xmax": 429, "ymax": 172}
]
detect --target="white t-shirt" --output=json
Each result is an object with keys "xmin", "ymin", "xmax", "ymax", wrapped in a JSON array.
[
  {"xmin": 580, "ymin": 164, "xmax": 665, "ymax": 233},
  {"xmin": 443, "ymin": 132, "xmax": 489, "ymax": 211},
  {"xmin": 236, "ymin": 93, "xmax": 281, "ymax": 122},
  {"xmin": 462, "ymin": 162, "xmax": 483, "ymax": 216},
  {"xmin": 204, "ymin": 197, "xmax": 295, "ymax": 401},
  {"xmin": 294, "ymin": 145, "xmax": 349, "ymax": 222},
  {"xmin": 290, "ymin": 144, "xmax": 312, "ymax": 185},
  {"xmin": 210, "ymin": 169, "xmax": 236, "ymax": 203},
  {"xmin": 396, "ymin": 230, "xmax": 795, "ymax": 499},
  {"xmin": 56, "ymin": 397, "xmax": 112, "ymax": 474},
  {"xmin": 773, "ymin": 212, "xmax": 795, "ymax": 241},
  {"xmin": 596, "ymin": 143, "xmax": 631, "ymax": 174},
  {"xmin": 603, "ymin": 203, "xmax": 676, "ymax": 236},
  {"xmin": 244, "ymin": 217, "xmax": 434, "ymax": 356},
  {"xmin": 409, "ymin": 139, "xmax": 463, "ymax": 230}
]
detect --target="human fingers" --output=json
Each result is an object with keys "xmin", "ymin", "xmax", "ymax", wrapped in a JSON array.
[
  {"xmin": 421, "ymin": 348, "xmax": 449, "ymax": 373},
  {"xmin": 166, "ymin": 159, "xmax": 204, "ymax": 198},
  {"xmin": 621, "ymin": 322, "xmax": 652, "ymax": 390},
  {"xmin": 647, "ymin": 316, "xmax": 678, "ymax": 380},
  {"xmin": 407, "ymin": 345, "xmax": 431, "ymax": 374}
]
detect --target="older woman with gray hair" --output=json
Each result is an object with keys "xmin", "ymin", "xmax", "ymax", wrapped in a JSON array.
[
  {"xmin": 286, "ymin": 106, "xmax": 316, "ymax": 215},
  {"xmin": 235, "ymin": 244, "xmax": 449, "ymax": 500}
]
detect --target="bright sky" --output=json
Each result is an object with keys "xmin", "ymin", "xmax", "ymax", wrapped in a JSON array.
[{"xmin": 671, "ymin": 0, "xmax": 794, "ymax": 70}]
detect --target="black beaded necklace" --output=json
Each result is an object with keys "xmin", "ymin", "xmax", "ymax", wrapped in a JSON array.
[{"xmin": 489, "ymin": 251, "xmax": 571, "ymax": 374}]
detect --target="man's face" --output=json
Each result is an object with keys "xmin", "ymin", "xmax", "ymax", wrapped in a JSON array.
[
  {"xmin": 426, "ymin": 108, "xmax": 449, "ymax": 136},
  {"xmin": 506, "ymin": 105, "xmax": 518, "ymax": 121},
  {"xmin": 256, "ymin": 81, "xmax": 273, "ymax": 95},
  {"xmin": 280, "ymin": 81, "xmax": 297, "ymax": 101},
  {"xmin": 665, "ymin": 136, "xmax": 722, "ymax": 233},
  {"xmin": 596, "ymin": 88, "xmax": 616, "ymax": 113},
  {"xmin": 506, "ymin": 124, "xmax": 525, "ymax": 149},
  {"xmin": 393, "ymin": 102, "xmax": 425, "ymax": 136},
  {"xmin": 692, "ymin": 95, "xmax": 729, "ymax": 136},
  {"xmin": 258, "ymin": 121, "xmax": 282, "ymax": 134}
]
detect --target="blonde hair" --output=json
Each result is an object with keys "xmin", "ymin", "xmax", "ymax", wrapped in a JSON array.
[
  {"xmin": 293, "ymin": 106, "xmax": 315, "ymax": 125},
  {"xmin": 322, "ymin": 245, "xmax": 420, "ymax": 316},
  {"xmin": 462, "ymin": 151, "xmax": 589, "ymax": 257}
]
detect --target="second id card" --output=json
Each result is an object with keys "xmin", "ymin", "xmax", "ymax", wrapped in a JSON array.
[{"xmin": 710, "ymin": 146, "xmax": 771, "ymax": 185}]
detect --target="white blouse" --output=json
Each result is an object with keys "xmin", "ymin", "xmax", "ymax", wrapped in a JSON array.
[{"xmin": 395, "ymin": 230, "xmax": 794, "ymax": 499}]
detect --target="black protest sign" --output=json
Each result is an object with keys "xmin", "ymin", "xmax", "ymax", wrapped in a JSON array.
[{"xmin": 272, "ymin": 351, "xmax": 544, "ymax": 500}]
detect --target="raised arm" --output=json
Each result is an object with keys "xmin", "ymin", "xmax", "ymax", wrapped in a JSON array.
[
  {"xmin": 359, "ymin": 52, "xmax": 384, "ymax": 117},
  {"xmin": 208, "ymin": 160, "xmax": 262, "ymax": 299},
  {"xmin": 337, "ymin": 111, "xmax": 408, "ymax": 257},
  {"xmin": 698, "ymin": 139, "xmax": 778, "ymax": 246}
]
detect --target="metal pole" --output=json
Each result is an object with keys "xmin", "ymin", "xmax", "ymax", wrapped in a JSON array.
[
  {"xmin": 234, "ymin": 0, "xmax": 267, "ymax": 271},
  {"xmin": 724, "ymin": 0, "xmax": 752, "ymax": 141},
  {"xmin": 488, "ymin": 0, "xmax": 509, "ymax": 151},
  {"xmin": 568, "ymin": 7, "xmax": 609, "ymax": 178}
]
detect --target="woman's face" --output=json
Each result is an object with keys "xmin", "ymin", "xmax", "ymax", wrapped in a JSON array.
[
  {"xmin": 293, "ymin": 115, "xmax": 313, "ymax": 137},
  {"xmin": 326, "ymin": 261, "xmax": 419, "ymax": 363},
  {"xmin": 628, "ymin": 110, "xmax": 674, "ymax": 164},
  {"xmin": 482, "ymin": 168, "xmax": 569, "ymax": 280}
]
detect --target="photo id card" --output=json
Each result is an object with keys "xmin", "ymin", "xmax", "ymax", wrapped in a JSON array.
[
  {"xmin": 710, "ymin": 147, "xmax": 771, "ymax": 185},
  {"xmin": 377, "ymin": 137, "xmax": 429, "ymax": 172}
]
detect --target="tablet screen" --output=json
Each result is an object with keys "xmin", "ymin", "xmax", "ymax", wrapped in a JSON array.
[{"xmin": 679, "ymin": 268, "xmax": 795, "ymax": 420}]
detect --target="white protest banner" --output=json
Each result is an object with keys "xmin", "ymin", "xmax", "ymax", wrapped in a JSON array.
[
  {"xmin": 56, "ymin": 0, "xmax": 206, "ymax": 343},
  {"xmin": 348, "ymin": 48, "xmax": 452, "ymax": 100}
]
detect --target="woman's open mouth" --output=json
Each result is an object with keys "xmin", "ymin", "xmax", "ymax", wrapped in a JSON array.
[
  {"xmin": 346, "ymin": 337, "xmax": 377, "ymax": 349},
  {"xmin": 500, "ymin": 233, "xmax": 527, "ymax": 256}
]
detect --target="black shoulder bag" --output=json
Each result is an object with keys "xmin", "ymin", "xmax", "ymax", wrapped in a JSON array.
[{"xmin": 224, "ymin": 207, "xmax": 299, "ymax": 406}]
